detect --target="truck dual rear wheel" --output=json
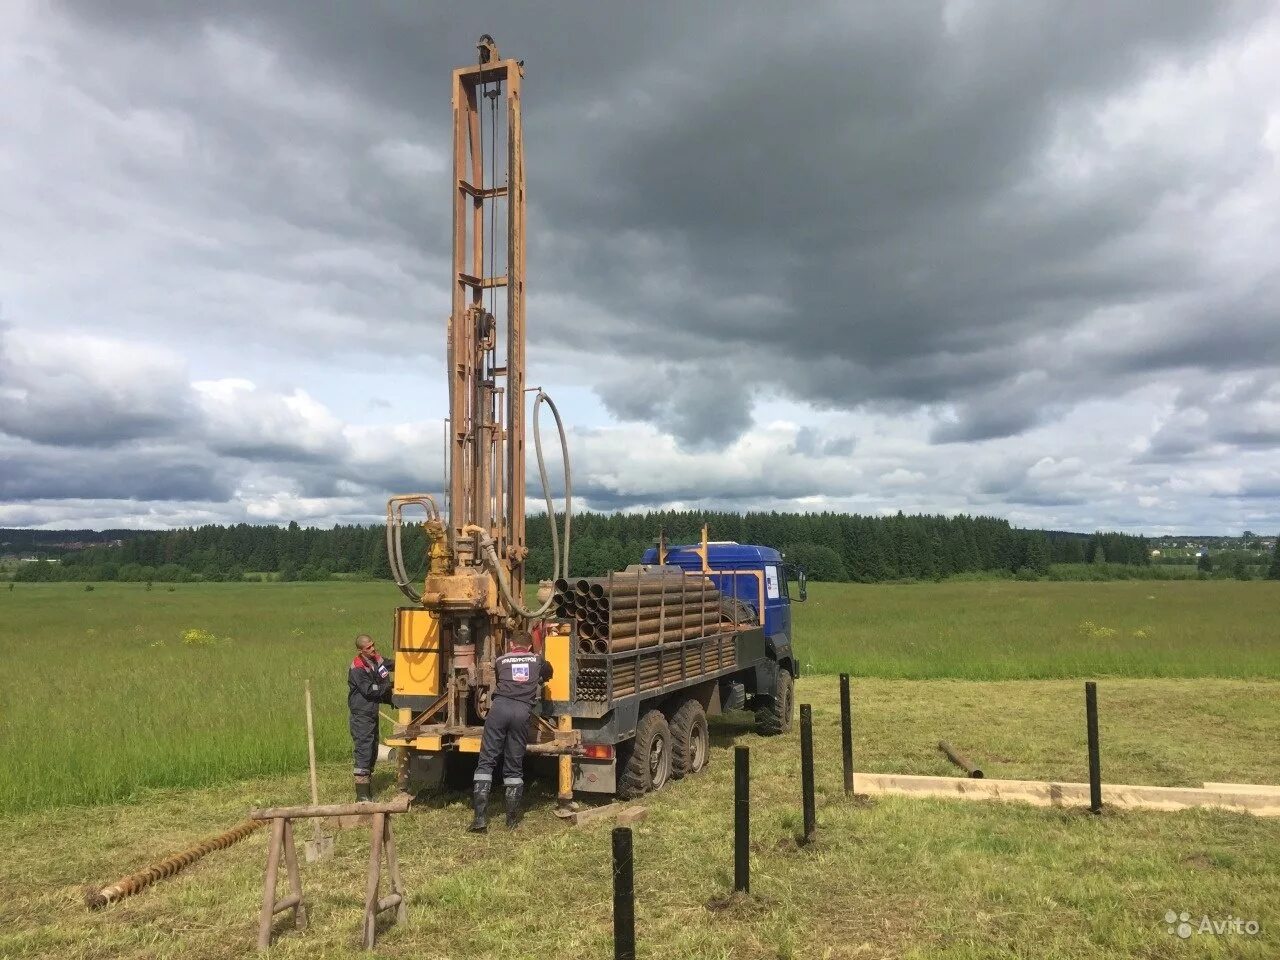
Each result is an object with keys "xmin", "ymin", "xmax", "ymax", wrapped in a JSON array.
[
  {"xmin": 618, "ymin": 709, "xmax": 672, "ymax": 799},
  {"xmin": 670, "ymin": 699, "xmax": 709, "ymax": 779},
  {"xmin": 754, "ymin": 667, "xmax": 794, "ymax": 735}
]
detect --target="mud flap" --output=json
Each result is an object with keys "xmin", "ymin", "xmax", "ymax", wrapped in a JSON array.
[{"xmin": 573, "ymin": 758, "xmax": 617, "ymax": 794}]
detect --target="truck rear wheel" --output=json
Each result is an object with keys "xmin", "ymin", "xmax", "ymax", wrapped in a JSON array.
[
  {"xmin": 618, "ymin": 709, "xmax": 672, "ymax": 799},
  {"xmin": 754, "ymin": 667, "xmax": 794, "ymax": 735},
  {"xmin": 670, "ymin": 699, "xmax": 709, "ymax": 779}
]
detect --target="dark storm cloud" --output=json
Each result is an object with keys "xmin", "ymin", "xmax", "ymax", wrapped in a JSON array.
[
  {"xmin": 0, "ymin": 327, "xmax": 194, "ymax": 447},
  {"xmin": 3, "ymin": 2, "xmax": 1278, "ymax": 533},
  {"xmin": 0, "ymin": 440, "xmax": 232, "ymax": 502},
  {"xmin": 51, "ymin": 0, "xmax": 1278, "ymax": 448}
]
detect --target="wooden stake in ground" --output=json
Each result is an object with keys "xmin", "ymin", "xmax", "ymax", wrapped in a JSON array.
[{"xmin": 304, "ymin": 680, "xmax": 335, "ymax": 862}]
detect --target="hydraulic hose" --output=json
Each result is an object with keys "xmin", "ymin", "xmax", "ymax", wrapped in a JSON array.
[
  {"xmin": 532, "ymin": 390, "xmax": 572, "ymax": 587},
  {"xmin": 467, "ymin": 389, "xmax": 572, "ymax": 619},
  {"xmin": 386, "ymin": 495, "xmax": 439, "ymax": 603}
]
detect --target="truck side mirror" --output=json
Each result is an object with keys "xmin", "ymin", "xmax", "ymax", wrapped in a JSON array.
[{"xmin": 797, "ymin": 570, "xmax": 808, "ymax": 602}]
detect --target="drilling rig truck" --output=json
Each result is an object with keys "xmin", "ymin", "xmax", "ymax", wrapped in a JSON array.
[{"xmin": 383, "ymin": 36, "xmax": 803, "ymax": 807}]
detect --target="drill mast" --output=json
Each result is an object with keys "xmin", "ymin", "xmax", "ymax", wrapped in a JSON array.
[
  {"xmin": 385, "ymin": 37, "xmax": 531, "ymax": 728},
  {"xmin": 448, "ymin": 35, "xmax": 527, "ymax": 580}
]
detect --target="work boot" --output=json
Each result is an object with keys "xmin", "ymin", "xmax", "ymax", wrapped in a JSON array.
[
  {"xmin": 355, "ymin": 781, "xmax": 373, "ymax": 803},
  {"xmin": 504, "ymin": 784, "xmax": 524, "ymax": 830},
  {"xmin": 468, "ymin": 781, "xmax": 491, "ymax": 833}
]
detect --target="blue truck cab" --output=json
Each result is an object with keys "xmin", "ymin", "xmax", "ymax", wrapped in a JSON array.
[{"xmin": 640, "ymin": 541, "xmax": 798, "ymax": 678}]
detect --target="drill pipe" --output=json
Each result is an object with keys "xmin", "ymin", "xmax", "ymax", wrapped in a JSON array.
[
  {"xmin": 607, "ymin": 601, "xmax": 722, "ymax": 627},
  {"xmin": 938, "ymin": 740, "xmax": 984, "ymax": 779},
  {"xmin": 613, "ymin": 655, "xmax": 734, "ymax": 697},
  {"xmin": 606, "ymin": 612, "xmax": 724, "ymax": 638},
  {"xmin": 599, "ymin": 588, "xmax": 716, "ymax": 613},
  {"xmin": 606, "ymin": 623, "xmax": 733, "ymax": 652},
  {"xmin": 592, "ymin": 577, "xmax": 716, "ymax": 599},
  {"xmin": 554, "ymin": 578, "xmax": 572, "ymax": 595},
  {"xmin": 612, "ymin": 647, "xmax": 727, "ymax": 680},
  {"xmin": 84, "ymin": 818, "xmax": 264, "ymax": 909},
  {"xmin": 614, "ymin": 662, "xmax": 719, "ymax": 696}
]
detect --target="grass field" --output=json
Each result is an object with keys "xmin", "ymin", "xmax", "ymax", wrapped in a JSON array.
[
  {"xmin": 3, "ymin": 677, "xmax": 1277, "ymax": 959},
  {"xmin": 3, "ymin": 581, "xmax": 1277, "ymax": 958},
  {"xmin": 799, "ymin": 580, "xmax": 1280, "ymax": 678},
  {"xmin": 2, "ymin": 580, "xmax": 1279, "ymax": 814}
]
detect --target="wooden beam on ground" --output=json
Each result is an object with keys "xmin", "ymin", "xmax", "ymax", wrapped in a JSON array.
[
  {"xmin": 1202, "ymin": 782, "xmax": 1280, "ymax": 797},
  {"xmin": 854, "ymin": 773, "xmax": 1280, "ymax": 817},
  {"xmin": 249, "ymin": 795, "xmax": 412, "ymax": 821},
  {"xmin": 569, "ymin": 803, "xmax": 647, "ymax": 827}
]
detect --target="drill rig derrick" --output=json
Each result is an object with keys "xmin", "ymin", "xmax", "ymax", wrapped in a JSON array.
[
  {"xmin": 435, "ymin": 33, "xmax": 525, "ymax": 728},
  {"xmin": 385, "ymin": 37, "xmax": 572, "ymax": 771}
]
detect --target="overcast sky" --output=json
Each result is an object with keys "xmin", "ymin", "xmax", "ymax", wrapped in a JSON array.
[{"xmin": 2, "ymin": 1, "xmax": 1278, "ymax": 535}]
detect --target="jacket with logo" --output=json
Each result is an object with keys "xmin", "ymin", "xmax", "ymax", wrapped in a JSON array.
[{"xmin": 493, "ymin": 649, "xmax": 553, "ymax": 706}]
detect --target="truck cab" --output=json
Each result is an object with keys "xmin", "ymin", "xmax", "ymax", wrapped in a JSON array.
[{"xmin": 640, "ymin": 541, "xmax": 798, "ymax": 679}]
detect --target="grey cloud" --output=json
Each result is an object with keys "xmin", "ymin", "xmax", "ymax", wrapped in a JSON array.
[
  {"xmin": 596, "ymin": 363, "xmax": 754, "ymax": 448},
  {"xmin": 48, "ymin": 0, "xmax": 1278, "ymax": 450},
  {"xmin": 2, "ymin": 2, "xmax": 1278, "ymax": 532},
  {"xmin": 1143, "ymin": 371, "xmax": 1280, "ymax": 462},
  {"xmin": 793, "ymin": 428, "xmax": 855, "ymax": 458},
  {"xmin": 0, "ymin": 440, "xmax": 232, "ymax": 502},
  {"xmin": 0, "ymin": 327, "xmax": 194, "ymax": 447}
]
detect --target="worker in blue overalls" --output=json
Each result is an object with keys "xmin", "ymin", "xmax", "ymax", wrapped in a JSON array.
[{"xmin": 469, "ymin": 632, "xmax": 552, "ymax": 832}]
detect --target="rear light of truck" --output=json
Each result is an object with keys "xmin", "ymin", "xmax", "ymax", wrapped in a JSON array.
[{"xmin": 582, "ymin": 744, "xmax": 614, "ymax": 760}]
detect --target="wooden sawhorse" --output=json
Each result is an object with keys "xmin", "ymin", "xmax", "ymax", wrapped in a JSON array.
[{"xmin": 249, "ymin": 795, "xmax": 411, "ymax": 951}]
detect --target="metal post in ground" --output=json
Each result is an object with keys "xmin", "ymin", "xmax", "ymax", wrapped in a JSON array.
[
  {"xmin": 734, "ymin": 746, "xmax": 750, "ymax": 893},
  {"xmin": 612, "ymin": 826, "xmax": 636, "ymax": 960},
  {"xmin": 800, "ymin": 703, "xmax": 816, "ymax": 844},
  {"xmin": 1085, "ymin": 681, "xmax": 1102, "ymax": 814},
  {"xmin": 839, "ymin": 674, "xmax": 854, "ymax": 797}
]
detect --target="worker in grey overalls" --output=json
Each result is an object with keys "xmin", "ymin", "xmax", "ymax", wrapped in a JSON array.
[
  {"xmin": 348, "ymin": 634, "xmax": 393, "ymax": 801},
  {"xmin": 469, "ymin": 632, "xmax": 552, "ymax": 832}
]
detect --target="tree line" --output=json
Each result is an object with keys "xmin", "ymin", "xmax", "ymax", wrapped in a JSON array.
[{"xmin": 8, "ymin": 512, "xmax": 1166, "ymax": 584}]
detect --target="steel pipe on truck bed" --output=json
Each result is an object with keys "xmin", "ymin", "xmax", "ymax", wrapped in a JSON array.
[
  {"xmin": 601, "ymin": 586, "xmax": 717, "ymax": 611},
  {"xmin": 606, "ymin": 601, "xmax": 727, "ymax": 632},
  {"xmin": 606, "ymin": 622, "xmax": 733, "ymax": 653}
]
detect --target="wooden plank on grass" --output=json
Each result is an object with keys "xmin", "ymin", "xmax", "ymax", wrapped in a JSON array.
[
  {"xmin": 856, "ymin": 773, "xmax": 1280, "ymax": 817},
  {"xmin": 1202, "ymin": 782, "xmax": 1280, "ymax": 796},
  {"xmin": 570, "ymin": 804, "xmax": 647, "ymax": 827}
]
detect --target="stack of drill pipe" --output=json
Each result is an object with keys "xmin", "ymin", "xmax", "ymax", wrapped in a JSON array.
[
  {"xmin": 576, "ymin": 666, "xmax": 608, "ymax": 701},
  {"xmin": 576, "ymin": 631, "xmax": 738, "ymax": 700},
  {"xmin": 611, "ymin": 635, "xmax": 736, "ymax": 697},
  {"xmin": 559, "ymin": 571, "xmax": 752, "ymax": 700},
  {"xmin": 554, "ymin": 571, "xmax": 730, "ymax": 654},
  {"xmin": 613, "ymin": 634, "xmax": 738, "ymax": 693}
]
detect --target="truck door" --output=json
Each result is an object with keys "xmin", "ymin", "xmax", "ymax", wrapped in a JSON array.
[{"xmin": 762, "ymin": 563, "xmax": 791, "ymax": 640}]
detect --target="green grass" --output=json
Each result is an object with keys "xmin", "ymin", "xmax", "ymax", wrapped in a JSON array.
[
  {"xmin": 797, "ymin": 580, "xmax": 1280, "ymax": 678},
  {"xmin": 0, "ymin": 581, "xmax": 404, "ymax": 814},
  {"xmin": 3, "ymin": 580, "xmax": 1279, "ymax": 814},
  {"xmin": 2, "ymin": 678, "xmax": 1277, "ymax": 959}
]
